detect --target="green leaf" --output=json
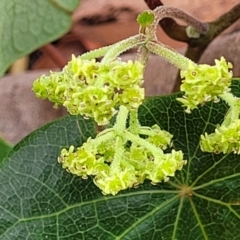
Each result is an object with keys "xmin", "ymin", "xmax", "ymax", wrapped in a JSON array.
[
  {"xmin": 0, "ymin": 0, "xmax": 80, "ymax": 76},
  {"xmin": 1, "ymin": 81, "xmax": 240, "ymax": 239},
  {"xmin": 0, "ymin": 137, "xmax": 12, "ymax": 162}
]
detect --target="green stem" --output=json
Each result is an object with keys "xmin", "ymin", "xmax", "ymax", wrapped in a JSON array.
[
  {"xmin": 101, "ymin": 34, "xmax": 146, "ymax": 63},
  {"xmin": 114, "ymin": 105, "xmax": 129, "ymax": 135},
  {"xmin": 136, "ymin": 45, "xmax": 150, "ymax": 67},
  {"xmin": 93, "ymin": 129, "xmax": 115, "ymax": 148},
  {"xmin": 138, "ymin": 126, "xmax": 156, "ymax": 136},
  {"xmin": 110, "ymin": 106, "xmax": 129, "ymax": 173},
  {"xmin": 80, "ymin": 45, "xmax": 112, "ymax": 60},
  {"xmin": 125, "ymin": 131, "xmax": 164, "ymax": 162},
  {"xmin": 220, "ymin": 92, "xmax": 240, "ymax": 126},
  {"xmin": 220, "ymin": 92, "xmax": 240, "ymax": 107},
  {"xmin": 146, "ymin": 40, "xmax": 195, "ymax": 70},
  {"xmin": 110, "ymin": 136, "xmax": 124, "ymax": 173},
  {"xmin": 222, "ymin": 107, "xmax": 240, "ymax": 127},
  {"xmin": 129, "ymin": 110, "xmax": 140, "ymax": 135}
]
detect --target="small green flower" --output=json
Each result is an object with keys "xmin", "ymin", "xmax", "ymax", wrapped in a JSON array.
[
  {"xmin": 59, "ymin": 144, "xmax": 98, "ymax": 179},
  {"xmin": 200, "ymin": 119, "xmax": 240, "ymax": 154},
  {"xmin": 33, "ymin": 71, "xmax": 75, "ymax": 105},
  {"xmin": 177, "ymin": 57, "xmax": 233, "ymax": 112},
  {"xmin": 107, "ymin": 60, "xmax": 144, "ymax": 89},
  {"xmin": 145, "ymin": 150, "xmax": 186, "ymax": 184},
  {"xmin": 94, "ymin": 167, "xmax": 137, "ymax": 195},
  {"xmin": 144, "ymin": 124, "xmax": 173, "ymax": 149},
  {"xmin": 59, "ymin": 141, "xmax": 109, "ymax": 179},
  {"xmin": 63, "ymin": 85, "xmax": 116, "ymax": 125},
  {"xmin": 119, "ymin": 86, "xmax": 145, "ymax": 110},
  {"xmin": 97, "ymin": 139, "xmax": 116, "ymax": 162},
  {"xmin": 66, "ymin": 56, "xmax": 100, "ymax": 85}
]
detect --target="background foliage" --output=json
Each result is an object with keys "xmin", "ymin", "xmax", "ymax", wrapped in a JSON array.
[{"xmin": 0, "ymin": 0, "xmax": 79, "ymax": 76}]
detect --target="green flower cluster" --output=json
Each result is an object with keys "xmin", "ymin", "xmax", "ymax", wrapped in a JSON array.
[
  {"xmin": 32, "ymin": 56, "xmax": 144, "ymax": 125},
  {"xmin": 201, "ymin": 119, "xmax": 240, "ymax": 154},
  {"xmin": 177, "ymin": 57, "xmax": 233, "ymax": 113},
  {"xmin": 58, "ymin": 123, "xmax": 186, "ymax": 195}
]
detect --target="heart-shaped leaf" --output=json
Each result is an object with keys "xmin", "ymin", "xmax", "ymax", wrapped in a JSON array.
[
  {"xmin": 0, "ymin": 0, "xmax": 79, "ymax": 76},
  {"xmin": 0, "ymin": 80, "xmax": 240, "ymax": 239}
]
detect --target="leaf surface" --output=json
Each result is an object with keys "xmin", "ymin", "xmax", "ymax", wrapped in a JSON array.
[
  {"xmin": 1, "ymin": 81, "xmax": 240, "ymax": 239},
  {"xmin": 0, "ymin": 0, "xmax": 79, "ymax": 76}
]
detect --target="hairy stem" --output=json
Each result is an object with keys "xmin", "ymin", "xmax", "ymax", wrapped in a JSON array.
[
  {"xmin": 114, "ymin": 105, "xmax": 129, "ymax": 135},
  {"xmin": 129, "ymin": 110, "xmax": 140, "ymax": 135},
  {"xmin": 220, "ymin": 92, "xmax": 240, "ymax": 126},
  {"xmin": 153, "ymin": 6, "xmax": 208, "ymax": 35},
  {"xmin": 147, "ymin": 41, "xmax": 194, "ymax": 70},
  {"xmin": 101, "ymin": 34, "xmax": 146, "ymax": 63},
  {"xmin": 125, "ymin": 131, "xmax": 164, "ymax": 161},
  {"xmin": 111, "ymin": 105, "xmax": 129, "ymax": 173},
  {"xmin": 80, "ymin": 45, "xmax": 113, "ymax": 60},
  {"xmin": 144, "ymin": 0, "xmax": 197, "ymax": 42}
]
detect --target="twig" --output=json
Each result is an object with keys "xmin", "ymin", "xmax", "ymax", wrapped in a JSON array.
[{"xmin": 153, "ymin": 6, "xmax": 208, "ymax": 35}]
